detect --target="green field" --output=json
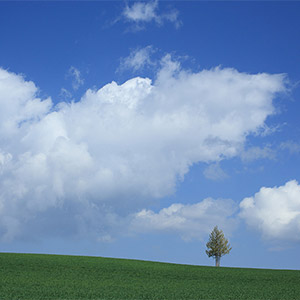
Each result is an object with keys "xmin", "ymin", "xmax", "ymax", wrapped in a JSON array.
[{"xmin": 0, "ymin": 253, "xmax": 299, "ymax": 300}]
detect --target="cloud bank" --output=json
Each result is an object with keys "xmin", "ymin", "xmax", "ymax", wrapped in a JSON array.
[
  {"xmin": 0, "ymin": 58, "xmax": 286, "ymax": 241},
  {"xmin": 131, "ymin": 198, "xmax": 238, "ymax": 241}
]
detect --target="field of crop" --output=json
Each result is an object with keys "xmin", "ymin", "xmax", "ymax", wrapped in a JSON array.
[{"xmin": 0, "ymin": 253, "xmax": 299, "ymax": 299}]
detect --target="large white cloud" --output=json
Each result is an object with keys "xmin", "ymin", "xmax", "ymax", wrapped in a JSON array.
[
  {"xmin": 0, "ymin": 58, "xmax": 286, "ymax": 241},
  {"xmin": 239, "ymin": 180, "xmax": 300, "ymax": 241}
]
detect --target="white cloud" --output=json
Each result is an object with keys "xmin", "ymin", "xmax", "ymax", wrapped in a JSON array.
[
  {"xmin": 67, "ymin": 66, "xmax": 84, "ymax": 91},
  {"xmin": 118, "ymin": 46, "xmax": 155, "ymax": 72},
  {"xmin": 0, "ymin": 68, "xmax": 52, "ymax": 142},
  {"xmin": 124, "ymin": 1, "xmax": 158, "ymax": 22},
  {"xmin": 203, "ymin": 163, "xmax": 228, "ymax": 181},
  {"xmin": 130, "ymin": 198, "xmax": 237, "ymax": 241},
  {"xmin": 122, "ymin": 1, "xmax": 181, "ymax": 30},
  {"xmin": 239, "ymin": 180, "xmax": 300, "ymax": 241},
  {"xmin": 0, "ymin": 58, "xmax": 286, "ymax": 241}
]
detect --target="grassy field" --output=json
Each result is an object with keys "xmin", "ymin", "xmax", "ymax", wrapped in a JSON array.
[{"xmin": 0, "ymin": 253, "xmax": 299, "ymax": 299}]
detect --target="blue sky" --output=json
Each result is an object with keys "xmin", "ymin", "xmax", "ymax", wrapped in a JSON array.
[{"xmin": 0, "ymin": 1, "xmax": 300, "ymax": 270}]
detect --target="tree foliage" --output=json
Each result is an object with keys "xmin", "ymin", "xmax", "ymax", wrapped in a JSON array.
[{"xmin": 206, "ymin": 226, "xmax": 232, "ymax": 267}]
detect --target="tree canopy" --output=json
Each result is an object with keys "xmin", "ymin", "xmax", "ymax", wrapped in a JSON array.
[{"xmin": 206, "ymin": 226, "xmax": 232, "ymax": 267}]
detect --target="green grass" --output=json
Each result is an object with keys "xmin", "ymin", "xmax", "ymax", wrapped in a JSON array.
[{"xmin": 0, "ymin": 253, "xmax": 299, "ymax": 299}]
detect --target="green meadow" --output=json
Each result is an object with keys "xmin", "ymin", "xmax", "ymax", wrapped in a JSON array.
[{"xmin": 0, "ymin": 253, "xmax": 299, "ymax": 300}]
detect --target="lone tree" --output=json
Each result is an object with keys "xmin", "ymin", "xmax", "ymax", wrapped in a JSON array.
[{"xmin": 206, "ymin": 226, "xmax": 232, "ymax": 267}]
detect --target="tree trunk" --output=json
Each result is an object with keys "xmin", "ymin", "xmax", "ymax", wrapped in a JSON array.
[{"xmin": 215, "ymin": 256, "xmax": 220, "ymax": 267}]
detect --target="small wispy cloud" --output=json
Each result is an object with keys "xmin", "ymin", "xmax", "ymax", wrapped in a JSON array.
[
  {"xmin": 280, "ymin": 140, "xmax": 300, "ymax": 154},
  {"xmin": 67, "ymin": 66, "xmax": 84, "ymax": 91},
  {"xmin": 203, "ymin": 163, "xmax": 229, "ymax": 181},
  {"xmin": 124, "ymin": 1, "xmax": 158, "ymax": 23},
  {"xmin": 240, "ymin": 145, "xmax": 276, "ymax": 163},
  {"xmin": 118, "ymin": 46, "xmax": 155, "ymax": 73},
  {"xmin": 59, "ymin": 88, "xmax": 73, "ymax": 100},
  {"xmin": 122, "ymin": 1, "xmax": 181, "ymax": 31}
]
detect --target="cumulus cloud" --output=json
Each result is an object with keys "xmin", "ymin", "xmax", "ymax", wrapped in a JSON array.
[
  {"xmin": 118, "ymin": 46, "xmax": 155, "ymax": 72},
  {"xmin": 240, "ymin": 180, "xmax": 300, "ymax": 241},
  {"xmin": 0, "ymin": 58, "xmax": 286, "ymax": 241},
  {"xmin": 0, "ymin": 68, "xmax": 52, "ymax": 143},
  {"xmin": 130, "ymin": 198, "xmax": 238, "ymax": 241},
  {"xmin": 122, "ymin": 1, "xmax": 181, "ymax": 30}
]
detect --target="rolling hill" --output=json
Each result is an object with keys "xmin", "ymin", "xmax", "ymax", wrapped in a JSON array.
[{"xmin": 0, "ymin": 253, "xmax": 299, "ymax": 299}]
